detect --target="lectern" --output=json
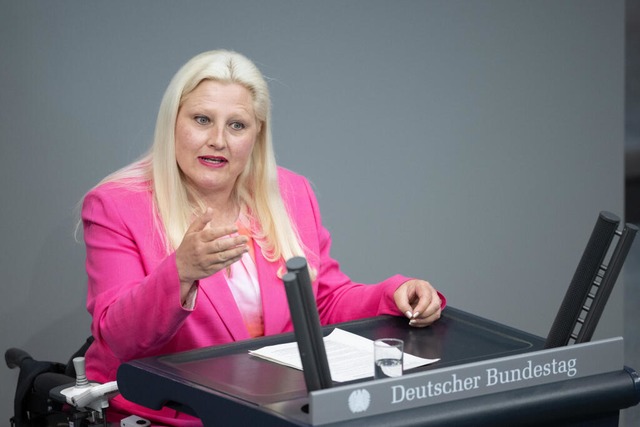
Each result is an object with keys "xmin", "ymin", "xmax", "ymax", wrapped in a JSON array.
[
  {"xmin": 117, "ymin": 211, "xmax": 640, "ymax": 425},
  {"xmin": 117, "ymin": 308, "xmax": 640, "ymax": 426}
]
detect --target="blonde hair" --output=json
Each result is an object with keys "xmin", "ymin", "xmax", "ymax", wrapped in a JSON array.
[{"xmin": 91, "ymin": 50, "xmax": 309, "ymax": 269}]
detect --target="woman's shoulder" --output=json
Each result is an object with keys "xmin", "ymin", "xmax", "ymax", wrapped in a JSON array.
[
  {"xmin": 83, "ymin": 179, "xmax": 154, "ymax": 216},
  {"xmin": 277, "ymin": 166, "xmax": 312, "ymax": 189},
  {"xmin": 276, "ymin": 166, "xmax": 319, "ymax": 213}
]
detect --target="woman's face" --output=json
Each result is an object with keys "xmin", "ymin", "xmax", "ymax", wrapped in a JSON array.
[{"xmin": 175, "ymin": 80, "xmax": 259, "ymax": 202}]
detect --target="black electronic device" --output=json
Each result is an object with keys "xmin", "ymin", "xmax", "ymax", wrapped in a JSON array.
[
  {"xmin": 283, "ymin": 257, "xmax": 333, "ymax": 392},
  {"xmin": 545, "ymin": 211, "xmax": 638, "ymax": 348}
]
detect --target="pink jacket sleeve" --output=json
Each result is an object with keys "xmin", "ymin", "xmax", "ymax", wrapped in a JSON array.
[
  {"xmin": 82, "ymin": 185, "xmax": 192, "ymax": 362},
  {"xmin": 284, "ymin": 171, "xmax": 445, "ymax": 325}
]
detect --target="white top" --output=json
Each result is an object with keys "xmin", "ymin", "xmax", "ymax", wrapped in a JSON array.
[{"xmin": 226, "ymin": 250, "xmax": 264, "ymax": 337}]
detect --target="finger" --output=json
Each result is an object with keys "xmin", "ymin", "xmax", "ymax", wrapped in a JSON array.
[
  {"xmin": 409, "ymin": 294, "xmax": 442, "ymax": 327},
  {"xmin": 409, "ymin": 285, "xmax": 437, "ymax": 319},
  {"xmin": 203, "ymin": 235, "xmax": 248, "ymax": 256},
  {"xmin": 200, "ymin": 224, "xmax": 241, "ymax": 242},
  {"xmin": 186, "ymin": 208, "xmax": 216, "ymax": 234},
  {"xmin": 393, "ymin": 286, "xmax": 414, "ymax": 319},
  {"xmin": 408, "ymin": 308, "xmax": 441, "ymax": 327},
  {"xmin": 212, "ymin": 244, "xmax": 249, "ymax": 264},
  {"xmin": 427, "ymin": 294, "xmax": 443, "ymax": 315},
  {"xmin": 217, "ymin": 249, "xmax": 247, "ymax": 267}
]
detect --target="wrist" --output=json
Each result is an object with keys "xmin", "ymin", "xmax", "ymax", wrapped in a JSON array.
[{"xmin": 180, "ymin": 280, "xmax": 198, "ymax": 308}]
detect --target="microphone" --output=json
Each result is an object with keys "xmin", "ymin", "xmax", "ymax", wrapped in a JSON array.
[{"xmin": 283, "ymin": 257, "xmax": 332, "ymax": 392}]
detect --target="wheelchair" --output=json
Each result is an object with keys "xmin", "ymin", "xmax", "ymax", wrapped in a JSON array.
[{"xmin": 5, "ymin": 336, "xmax": 119, "ymax": 427}]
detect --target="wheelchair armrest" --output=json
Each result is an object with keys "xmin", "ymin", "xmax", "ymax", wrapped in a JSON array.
[{"xmin": 34, "ymin": 372, "xmax": 76, "ymax": 401}]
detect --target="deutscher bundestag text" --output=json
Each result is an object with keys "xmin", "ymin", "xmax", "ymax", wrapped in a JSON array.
[{"xmin": 391, "ymin": 358, "xmax": 577, "ymax": 404}]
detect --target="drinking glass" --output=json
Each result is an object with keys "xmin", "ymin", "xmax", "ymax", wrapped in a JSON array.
[{"xmin": 373, "ymin": 338, "xmax": 403, "ymax": 379}]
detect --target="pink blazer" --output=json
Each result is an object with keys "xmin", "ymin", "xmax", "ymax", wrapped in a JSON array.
[{"xmin": 81, "ymin": 167, "xmax": 435, "ymax": 424}]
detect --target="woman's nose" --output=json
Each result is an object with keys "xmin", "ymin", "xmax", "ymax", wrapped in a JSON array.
[{"xmin": 207, "ymin": 128, "xmax": 226, "ymax": 149}]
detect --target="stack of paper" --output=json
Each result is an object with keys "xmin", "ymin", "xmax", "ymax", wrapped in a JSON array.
[{"xmin": 249, "ymin": 328, "xmax": 439, "ymax": 383}]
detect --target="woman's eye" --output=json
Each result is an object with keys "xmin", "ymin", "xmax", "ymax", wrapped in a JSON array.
[
  {"xmin": 195, "ymin": 116, "xmax": 210, "ymax": 125},
  {"xmin": 230, "ymin": 122, "xmax": 246, "ymax": 130}
]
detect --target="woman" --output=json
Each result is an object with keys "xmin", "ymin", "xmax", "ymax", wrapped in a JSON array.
[{"xmin": 81, "ymin": 50, "xmax": 444, "ymax": 425}]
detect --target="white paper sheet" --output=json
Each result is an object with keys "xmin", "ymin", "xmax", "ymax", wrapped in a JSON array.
[{"xmin": 248, "ymin": 328, "xmax": 440, "ymax": 382}]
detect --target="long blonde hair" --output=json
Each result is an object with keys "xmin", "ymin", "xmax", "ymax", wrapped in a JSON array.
[{"xmin": 92, "ymin": 50, "xmax": 309, "ymax": 268}]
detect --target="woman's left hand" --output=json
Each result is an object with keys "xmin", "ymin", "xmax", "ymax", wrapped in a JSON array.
[{"xmin": 393, "ymin": 279, "xmax": 442, "ymax": 327}]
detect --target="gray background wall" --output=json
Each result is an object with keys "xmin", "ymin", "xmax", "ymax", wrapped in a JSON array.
[{"xmin": 1, "ymin": 0, "xmax": 633, "ymax": 424}]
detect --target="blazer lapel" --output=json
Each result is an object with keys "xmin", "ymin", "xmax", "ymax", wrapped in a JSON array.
[{"xmin": 198, "ymin": 273, "xmax": 250, "ymax": 341}]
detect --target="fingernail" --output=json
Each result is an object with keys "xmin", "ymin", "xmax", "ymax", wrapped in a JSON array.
[
  {"xmin": 405, "ymin": 311, "xmax": 413, "ymax": 319},
  {"xmin": 412, "ymin": 311, "xmax": 420, "ymax": 319},
  {"xmin": 409, "ymin": 319, "xmax": 417, "ymax": 326}
]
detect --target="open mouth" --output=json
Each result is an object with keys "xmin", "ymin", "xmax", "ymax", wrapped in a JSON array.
[{"xmin": 199, "ymin": 156, "xmax": 227, "ymax": 165}]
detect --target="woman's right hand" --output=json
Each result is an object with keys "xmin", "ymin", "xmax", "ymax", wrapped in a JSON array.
[{"xmin": 176, "ymin": 208, "xmax": 248, "ymax": 288}]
